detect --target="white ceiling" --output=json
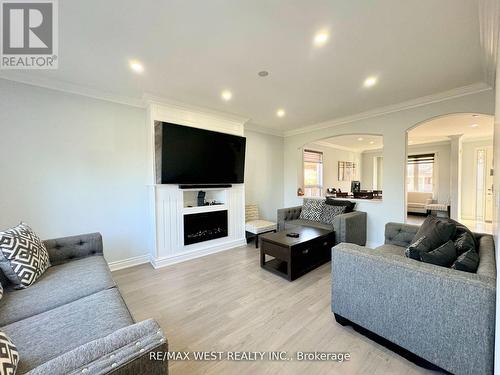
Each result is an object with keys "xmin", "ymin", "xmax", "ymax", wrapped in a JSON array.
[
  {"xmin": 313, "ymin": 134, "xmax": 383, "ymax": 152},
  {"xmin": 408, "ymin": 113, "xmax": 494, "ymax": 145},
  {"xmin": 0, "ymin": 0, "xmax": 484, "ymax": 133}
]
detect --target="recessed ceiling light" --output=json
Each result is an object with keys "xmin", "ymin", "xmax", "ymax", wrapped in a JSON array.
[
  {"xmin": 369, "ymin": 141, "xmax": 375, "ymax": 145},
  {"xmin": 276, "ymin": 109, "xmax": 286, "ymax": 118},
  {"xmin": 129, "ymin": 60, "xmax": 144, "ymax": 74},
  {"xmin": 472, "ymin": 114, "xmax": 480, "ymax": 118},
  {"xmin": 357, "ymin": 137, "xmax": 364, "ymax": 141},
  {"xmin": 470, "ymin": 123, "xmax": 479, "ymax": 128},
  {"xmin": 258, "ymin": 71, "xmax": 269, "ymax": 77},
  {"xmin": 221, "ymin": 90, "xmax": 232, "ymax": 101},
  {"xmin": 313, "ymin": 31, "xmax": 329, "ymax": 46},
  {"xmin": 363, "ymin": 76, "xmax": 378, "ymax": 88}
]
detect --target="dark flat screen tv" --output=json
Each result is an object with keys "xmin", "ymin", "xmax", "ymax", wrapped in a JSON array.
[{"xmin": 161, "ymin": 122, "xmax": 246, "ymax": 184}]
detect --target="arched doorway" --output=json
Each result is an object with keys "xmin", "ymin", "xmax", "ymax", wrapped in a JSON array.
[{"xmin": 405, "ymin": 113, "xmax": 494, "ymax": 234}]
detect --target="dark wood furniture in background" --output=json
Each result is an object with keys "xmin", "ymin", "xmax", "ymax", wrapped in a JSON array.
[{"xmin": 260, "ymin": 226, "xmax": 335, "ymax": 281}]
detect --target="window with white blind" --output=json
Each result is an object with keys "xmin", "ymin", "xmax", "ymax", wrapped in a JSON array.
[
  {"xmin": 303, "ymin": 149, "xmax": 323, "ymax": 197},
  {"xmin": 407, "ymin": 153, "xmax": 435, "ymax": 193}
]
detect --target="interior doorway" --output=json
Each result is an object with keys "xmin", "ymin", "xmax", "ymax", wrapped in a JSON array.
[
  {"xmin": 475, "ymin": 146, "xmax": 494, "ymax": 223},
  {"xmin": 405, "ymin": 113, "xmax": 494, "ymax": 234}
]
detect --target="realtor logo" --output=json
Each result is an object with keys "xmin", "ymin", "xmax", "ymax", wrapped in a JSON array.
[{"xmin": 1, "ymin": 0, "xmax": 58, "ymax": 69}]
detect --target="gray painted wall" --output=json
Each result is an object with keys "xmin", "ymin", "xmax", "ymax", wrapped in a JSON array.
[
  {"xmin": 0, "ymin": 79, "xmax": 149, "ymax": 263},
  {"xmin": 244, "ymin": 130, "xmax": 284, "ymax": 222}
]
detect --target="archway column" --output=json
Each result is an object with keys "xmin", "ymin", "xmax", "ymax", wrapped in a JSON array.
[{"xmin": 448, "ymin": 135, "xmax": 463, "ymax": 220}]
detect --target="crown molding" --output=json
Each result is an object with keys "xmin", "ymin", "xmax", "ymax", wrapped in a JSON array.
[
  {"xmin": 0, "ymin": 73, "xmax": 144, "ymax": 108},
  {"xmin": 244, "ymin": 122, "xmax": 284, "ymax": 137},
  {"xmin": 143, "ymin": 93, "xmax": 250, "ymax": 125},
  {"xmin": 311, "ymin": 140, "xmax": 360, "ymax": 153},
  {"xmin": 283, "ymin": 82, "xmax": 492, "ymax": 137}
]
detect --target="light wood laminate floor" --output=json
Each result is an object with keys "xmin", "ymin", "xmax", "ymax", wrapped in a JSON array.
[{"xmin": 113, "ymin": 245, "xmax": 439, "ymax": 375}]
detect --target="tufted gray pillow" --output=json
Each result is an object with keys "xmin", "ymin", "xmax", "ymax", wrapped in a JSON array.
[
  {"xmin": 0, "ymin": 223, "xmax": 50, "ymax": 289},
  {"xmin": 0, "ymin": 330, "xmax": 19, "ymax": 375}
]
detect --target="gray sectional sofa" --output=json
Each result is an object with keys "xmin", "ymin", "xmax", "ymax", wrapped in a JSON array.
[
  {"xmin": 0, "ymin": 232, "xmax": 168, "ymax": 375},
  {"xmin": 331, "ymin": 222, "xmax": 496, "ymax": 375},
  {"xmin": 277, "ymin": 204, "xmax": 367, "ymax": 246}
]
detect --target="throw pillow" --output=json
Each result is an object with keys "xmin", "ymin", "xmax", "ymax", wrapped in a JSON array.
[
  {"xmin": 0, "ymin": 331, "xmax": 19, "ymax": 375},
  {"xmin": 420, "ymin": 240, "xmax": 457, "ymax": 267},
  {"xmin": 320, "ymin": 205, "xmax": 346, "ymax": 224},
  {"xmin": 442, "ymin": 218, "xmax": 478, "ymax": 248},
  {"xmin": 453, "ymin": 232, "xmax": 476, "ymax": 257},
  {"xmin": 412, "ymin": 216, "xmax": 456, "ymax": 253},
  {"xmin": 325, "ymin": 198, "xmax": 356, "ymax": 213},
  {"xmin": 451, "ymin": 249, "xmax": 480, "ymax": 273},
  {"xmin": 299, "ymin": 199, "xmax": 324, "ymax": 221},
  {"xmin": 405, "ymin": 236, "xmax": 427, "ymax": 260},
  {"xmin": 0, "ymin": 223, "xmax": 50, "ymax": 289}
]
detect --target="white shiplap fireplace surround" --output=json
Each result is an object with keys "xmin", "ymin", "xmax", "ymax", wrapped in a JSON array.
[{"xmin": 146, "ymin": 97, "xmax": 248, "ymax": 268}]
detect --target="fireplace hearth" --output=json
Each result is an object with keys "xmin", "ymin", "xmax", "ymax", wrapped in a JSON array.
[{"xmin": 184, "ymin": 210, "xmax": 228, "ymax": 245}]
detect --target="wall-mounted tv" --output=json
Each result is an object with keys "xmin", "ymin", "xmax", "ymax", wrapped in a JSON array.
[{"xmin": 161, "ymin": 122, "xmax": 246, "ymax": 184}]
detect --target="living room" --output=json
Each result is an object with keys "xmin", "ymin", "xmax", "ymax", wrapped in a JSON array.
[{"xmin": 0, "ymin": 1, "xmax": 499, "ymax": 375}]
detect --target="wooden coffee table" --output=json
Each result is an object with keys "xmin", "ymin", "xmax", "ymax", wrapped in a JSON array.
[{"xmin": 259, "ymin": 226, "xmax": 335, "ymax": 281}]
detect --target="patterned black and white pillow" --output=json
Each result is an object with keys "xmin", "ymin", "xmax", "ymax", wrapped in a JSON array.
[
  {"xmin": 0, "ymin": 223, "xmax": 50, "ymax": 289},
  {"xmin": 0, "ymin": 331, "xmax": 19, "ymax": 375},
  {"xmin": 320, "ymin": 205, "xmax": 346, "ymax": 225},
  {"xmin": 300, "ymin": 199, "xmax": 324, "ymax": 221},
  {"xmin": 0, "ymin": 283, "xmax": 3, "ymax": 301}
]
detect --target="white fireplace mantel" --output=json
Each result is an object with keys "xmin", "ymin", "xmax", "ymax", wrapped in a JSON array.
[{"xmin": 145, "ymin": 96, "xmax": 249, "ymax": 268}]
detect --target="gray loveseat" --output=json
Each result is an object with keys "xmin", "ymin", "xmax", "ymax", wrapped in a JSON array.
[
  {"xmin": 331, "ymin": 222, "xmax": 496, "ymax": 375},
  {"xmin": 277, "ymin": 204, "xmax": 366, "ymax": 246},
  {"xmin": 0, "ymin": 233, "xmax": 168, "ymax": 375}
]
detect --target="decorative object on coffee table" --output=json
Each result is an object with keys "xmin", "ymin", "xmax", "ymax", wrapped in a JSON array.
[
  {"xmin": 260, "ymin": 226, "xmax": 334, "ymax": 281},
  {"xmin": 245, "ymin": 205, "xmax": 277, "ymax": 248}
]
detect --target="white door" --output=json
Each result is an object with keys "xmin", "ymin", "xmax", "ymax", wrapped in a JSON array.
[
  {"xmin": 484, "ymin": 147, "xmax": 494, "ymax": 223},
  {"xmin": 475, "ymin": 147, "xmax": 494, "ymax": 222}
]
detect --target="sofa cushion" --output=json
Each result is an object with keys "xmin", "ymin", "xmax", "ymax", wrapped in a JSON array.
[
  {"xmin": 1, "ymin": 288, "xmax": 133, "ymax": 374},
  {"xmin": 0, "ymin": 256, "xmax": 115, "ymax": 327},
  {"xmin": 420, "ymin": 240, "xmax": 457, "ymax": 267},
  {"xmin": 452, "ymin": 249, "xmax": 480, "ymax": 273},
  {"xmin": 0, "ymin": 223, "xmax": 50, "ymax": 289},
  {"xmin": 325, "ymin": 198, "xmax": 356, "ymax": 213},
  {"xmin": 412, "ymin": 216, "xmax": 456, "ymax": 253},
  {"xmin": 245, "ymin": 220, "xmax": 277, "ymax": 234},
  {"xmin": 0, "ymin": 330, "xmax": 19, "ymax": 375},
  {"xmin": 299, "ymin": 199, "xmax": 324, "ymax": 221},
  {"xmin": 285, "ymin": 219, "xmax": 333, "ymax": 231}
]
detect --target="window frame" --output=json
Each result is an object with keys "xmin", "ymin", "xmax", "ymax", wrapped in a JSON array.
[
  {"xmin": 407, "ymin": 152, "xmax": 438, "ymax": 196},
  {"xmin": 303, "ymin": 149, "xmax": 324, "ymax": 197}
]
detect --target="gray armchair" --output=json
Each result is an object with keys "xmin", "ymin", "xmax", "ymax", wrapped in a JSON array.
[{"xmin": 277, "ymin": 205, "xmax": 366, "ymax": 245}]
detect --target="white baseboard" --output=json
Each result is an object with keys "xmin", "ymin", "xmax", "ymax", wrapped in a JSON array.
[
  {"xmin": 108, "ymin": 254, "xmax": 150, "ymax": 272},
  {"xmin": 151, "ymin": 238, "xmax": 246, "ymax": 269}
]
